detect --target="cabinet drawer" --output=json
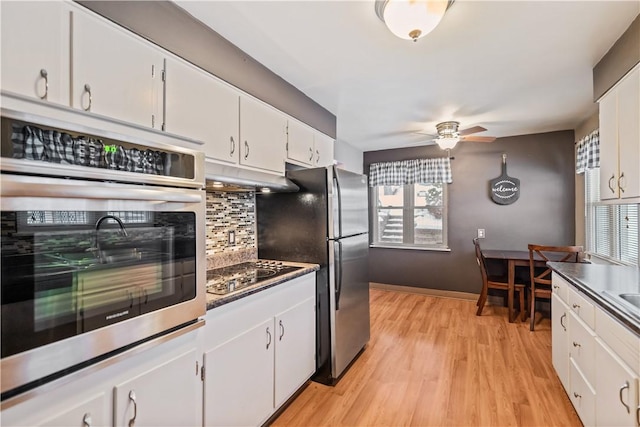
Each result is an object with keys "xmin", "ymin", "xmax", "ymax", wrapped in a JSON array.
[
  {"xmin": 569, "ymin": 358, "xmax": 596, "ymax": 427},
  {"xmin": 568, "ymin": 286, "xmax": 595, "ymax": 330},
  {"xmin": 552, "ymin": 273, "xmax": 569, "ymax": 303},
  {"xmin": 568, "ymin": 311, "xmax": 597, "ymax": 387},
  {"xmin": 596, "ymin": 307, "xmax": 640, "ymax": 374}
]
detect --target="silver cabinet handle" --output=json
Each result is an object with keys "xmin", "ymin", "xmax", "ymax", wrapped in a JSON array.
[
  {"xmin": 553, "ymin": 285, "xmax": 559, "ymax": 290},
  {"xmin": 560, "ymin": 313, "xmax": 566, "ymax": 331},
  {"xmin": 230, "ymin": 136, "xmax": 235, "ymax": 157},
  {"xmin": 608, "ymin": 174, "xmax": 616, "ymax": 193},
  {"xmin": 572, "ymin": 341, "xmax": 581, "ymax": 348},
  {"xmin": 266, "ymin": 326, "xmax": 272, "ymax": 349},
  {"xmin": 572, "ymin": 303, "xmax": 580, "ymax": 309},
  {"xmin": 39, "ymin": 69, "xmax": 48, "ymax": 100},
  {"xmin": 316, "ymin": 149, "xmax": 320, "ymax": 164},
  {"xmin": 636, "ymin": 405, "xmax": 639, "ymax": 426},
  {"xmin": 309, "ymin": 146, "xmax": 313, "ymax": 162},
  {"xmin": 619, "ymin": 381, "xmax": 630, "ymax": 413},
  {"xmin": 128, "ymin": 390, "xmax": 137, "ymax": 427},
  {"xmin": 279, "ymin": 319, "xmax": 284, "ymax": 341},
  {"xmin": 573, "ymin": 392, "xmax": 581, "ymax": 399},
  {"xmin": 618, "ymin": 172, "xmax": 626, "ymax": 193},
  {"xmin": 83, "ymin": 84, "xmax": 92, "ymax": 111},
  {"xmin": 244, "ymin": 141, "xmax": 249, "ymax": 160},
  {"xmin": 82, "ymin": 413, "xmax": 92, "ymax": 427}
]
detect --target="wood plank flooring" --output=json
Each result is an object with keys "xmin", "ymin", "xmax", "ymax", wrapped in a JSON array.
[{"xmin": 272, "ymin": 288, "xmax": 581, "ymax": 426}]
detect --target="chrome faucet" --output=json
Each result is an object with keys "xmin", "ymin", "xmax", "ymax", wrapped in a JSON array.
[{"xmin": 94, "ymin": 215, "xmax": 128, "ymax": 263}]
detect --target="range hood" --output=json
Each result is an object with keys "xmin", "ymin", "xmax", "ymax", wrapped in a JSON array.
[{"xmin": 204, "ymin": 160, "xmax": 299, "ymax": 193}]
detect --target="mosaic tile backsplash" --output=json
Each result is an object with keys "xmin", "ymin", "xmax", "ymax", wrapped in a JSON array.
[{"xmin": 205, "ymin": 191, "xmax": 257, "ymax": 269}]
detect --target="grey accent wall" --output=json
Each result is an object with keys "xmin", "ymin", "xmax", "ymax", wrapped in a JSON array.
[
  {"xmin": 593, "ymin": 14, "xmax": 640, "ymax": 101},
  {"xmin": 76, "ymin": 1, "xmax": 336, "ymax": 138},
  {"xmin": 364, "ymin": 130, "xmax": 576, "ymax": 293}
]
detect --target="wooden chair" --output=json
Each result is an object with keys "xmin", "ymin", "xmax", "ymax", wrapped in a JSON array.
[
  {"xmin": 528, "ymin": 244, "xmax": 583, "ymax": 331},
  {"xmin": 473, "ymin": 238, "xmax": 526, "ymax": 317}
]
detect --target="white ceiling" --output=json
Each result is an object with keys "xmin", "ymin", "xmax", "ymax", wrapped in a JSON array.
[{"xmin": 174, "ymin": 1, "xmax": 639, "ymax": 152}]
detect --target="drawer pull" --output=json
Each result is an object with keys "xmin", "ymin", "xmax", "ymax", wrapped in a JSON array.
[
  {"xmin": 619, "ymin": 381, "xmax": 630, "ymax": 413},
  {"xmin": 553, "ymin": 285, "xmax": 559, "ymax": 290},
  {"xmin": 82, "ymin": 413, "xmax": 92, "ymax": 427},
  {"xmin": 572, "ymin": 303, "xmax": 580, "ymax": 309},
  {"xmin": 128, "ymin": 390, "xmax": 137, "ymax": 427},
  {"xmin": 573, "ymin": 392, "xmax": 581, "ymax": 399},
  {"xmin": 572, "ymin": 341, "xmax": 581, "ymax": 348}
]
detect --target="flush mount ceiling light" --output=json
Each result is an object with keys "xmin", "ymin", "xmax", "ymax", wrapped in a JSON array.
[{"xmin": 375, "ymin": 0, "xmax": 454, "ymax": 42}]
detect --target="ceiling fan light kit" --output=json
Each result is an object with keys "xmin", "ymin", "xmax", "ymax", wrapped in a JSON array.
[{"xmin": 375, "ymin": 0, "xmax": 454, "ymax": 42}]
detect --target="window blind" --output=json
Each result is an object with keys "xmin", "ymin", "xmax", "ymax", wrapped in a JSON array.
[{"xmin": 585, "ymin": 168, "xmax": 639, "ymax": 265}]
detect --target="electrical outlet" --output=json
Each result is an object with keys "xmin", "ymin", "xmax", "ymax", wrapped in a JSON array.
[
  {"xmin": 477, "ymin": 228, "xmax": 485, "ymax": 239},
  {"xmin": 228, "ymin": 230, "xmax": 236, "ymax": 245}
]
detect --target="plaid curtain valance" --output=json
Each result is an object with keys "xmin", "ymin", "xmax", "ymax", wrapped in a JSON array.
[
  {"xmin": 369, "ymin": 157, "xmax": 452, "ymax": 186},
  {"xmin": 576, "ymin": 129, "xmax": 600, "ymax": 174}
]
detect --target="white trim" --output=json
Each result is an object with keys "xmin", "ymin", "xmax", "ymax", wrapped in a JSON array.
[
  {"xmin": 370, "ymin": 282, "xmax": 477, "ymax": 301},
  {"xmin": 369, "ymin": 244, "xmax": 451, "ymax": 252}
]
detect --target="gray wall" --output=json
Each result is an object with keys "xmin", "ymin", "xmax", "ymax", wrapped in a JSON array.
[
  {"xmin": 364, "ymin": 130, "xmax": 576, "ymax": 293},
  {"xmin": 76, "ymin": 1, "xmax": 336, "ymax": 138},
  {"xmin": 593, "ymin": 13, "xmax": 640, "ymax": 101}
]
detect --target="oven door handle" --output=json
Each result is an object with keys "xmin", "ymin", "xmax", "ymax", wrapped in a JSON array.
[{"xmin": 2, "ymin": 175, "xmax": 202, "ymax": 203}]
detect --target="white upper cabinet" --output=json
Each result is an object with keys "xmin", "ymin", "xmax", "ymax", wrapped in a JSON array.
[
  {"xmin": 314, "ymin": 131, "xmax": 335, "ymax": 167},
  {"xmin": 287, "ymin": 118, "xmax": 315, "ymax": 165},
  {"xmin": 71, "ymin": 6, "xmax": 163, "ymax": 130},
  {"xmin": 239, "ymin": 95, "xmax": 287, "ymax": 173},
  {"xmin": 599, "ymin": 65, "xmax": 640, "ymax": 201},
  {"xmin": 164, "ymin": 57, "xmax": 240, "ymax": 163},
  {"xmin": 1, "ymin": 1, "xmax": 71, "ymax": 105}
]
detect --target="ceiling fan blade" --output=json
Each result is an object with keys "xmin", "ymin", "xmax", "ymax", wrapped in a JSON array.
[
  {"xmin": 461, "ymin": 135, "xmax": 496, "ymax": 143},
  {"xmin": 414, "ymin": 130, "xmax": 437, "ymax": 138},
  {"xmin": 459, "ymin": 125, "xmax": 487, "ymax": 136}
]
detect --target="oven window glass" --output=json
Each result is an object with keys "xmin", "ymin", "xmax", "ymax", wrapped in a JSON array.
[{"xmin": 1, "ymin": 210, "xmax": 196, "ymax": 358}]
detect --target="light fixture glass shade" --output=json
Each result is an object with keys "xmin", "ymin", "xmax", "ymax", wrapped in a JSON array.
[
  {"xmin": 436, "ymin": 137, "xmax": 459, "ymax": 150},
  {"xmin": 382, "ymin": 0, "xmax": 448, "ymax": 41}
]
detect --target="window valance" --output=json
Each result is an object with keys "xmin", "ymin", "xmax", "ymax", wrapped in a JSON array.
[
  {"xmin": 369, "ymin": 157, "xmax": 452, "ymax": 186},
  {"xmin": 576, "ymin": 129, "xmax": 599, "ymax": 174}
]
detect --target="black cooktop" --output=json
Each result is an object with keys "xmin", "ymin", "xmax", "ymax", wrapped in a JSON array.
[{"xmin": 206, "ymin": 261, "xmax": 302, "ymax": 295}]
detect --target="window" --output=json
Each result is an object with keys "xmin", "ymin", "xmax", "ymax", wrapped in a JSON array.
[
  {"xmin": 585, "ymin": 168, "xmax": 639, "ymax": 265},
  {"xmin": 371, "ymin": 182, "xmax": 448, "ymax": 250}
]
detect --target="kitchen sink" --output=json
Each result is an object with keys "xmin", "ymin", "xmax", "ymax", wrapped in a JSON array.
[{"xmin": 619, "ymin": 293, "xmax": 640, "ymax": 310}]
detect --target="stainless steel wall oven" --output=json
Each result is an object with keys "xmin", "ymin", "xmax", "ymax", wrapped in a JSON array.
[{"xmin": 0, "ymin": 111, "xmax": 206, "ymax": 399}]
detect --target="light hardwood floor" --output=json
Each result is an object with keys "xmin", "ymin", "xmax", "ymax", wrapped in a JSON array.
[{"xmin": 272, "ymin": 288, "xmax": 581, "ymax": 426}]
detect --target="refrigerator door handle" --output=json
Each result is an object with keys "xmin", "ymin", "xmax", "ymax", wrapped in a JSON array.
[
  {"xmin": 335, "ymin": 240, "xmax": 343, "ymax": 310},
  {"xmin": 333, "ymin": 166, "xmax": 343, "ymax": 238}
]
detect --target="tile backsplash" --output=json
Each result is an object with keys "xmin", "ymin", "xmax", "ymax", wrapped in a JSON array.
[{"xmin": 205, "ymin": 191, "xmax": 257, "ymax": 269}]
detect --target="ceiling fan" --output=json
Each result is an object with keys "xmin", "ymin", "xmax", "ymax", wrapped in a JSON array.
[{"xmin": 416, "ymin": 121, "xmax": 496, "ymax": 150}]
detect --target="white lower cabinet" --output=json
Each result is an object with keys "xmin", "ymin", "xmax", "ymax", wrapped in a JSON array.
[
  {"xmin": 204, "ymin": 317, "xmax": 275, "ymax": 427},
  {"xmin": 551, "ymin": 293, "xmax": 570, "ymax": 390},
  {"xmin": 596, "ymin": 338, "xmax": 639, "ymax": 427},
  {"xmin": 552, "ymin": 272, "xmax": 640, "ymax": 427},
  {"xmin": 203, "ymin": 273, "xmax": 316, "ymax": 427},
  {"xmin": 1, "ymin": 326, "xmax": 202, "ymax": 427}
]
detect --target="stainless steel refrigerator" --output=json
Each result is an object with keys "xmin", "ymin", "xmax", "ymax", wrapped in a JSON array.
[{"xmin": 257, "ymin": 166, "xmax": 370, "ymax": 385}]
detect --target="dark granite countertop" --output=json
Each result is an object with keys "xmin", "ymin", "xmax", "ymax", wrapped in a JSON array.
[
  {"xmin": 548, "ymin": 262, "xmax": 640, "ymax": 335},
  {"xmin": 205, "ymin": 261, "xmax": 319, "ymax": 310}
]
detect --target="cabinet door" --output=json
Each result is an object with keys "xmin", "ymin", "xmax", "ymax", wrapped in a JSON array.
[
  {"xmin": 71, "ymin": 6, "xmax": 163, "ymax": 129},
  {"xmin": 551, "ymin": 293, "xmax": 570, "ymax": 391},
  {"xmin": 599, "ymin": 89, "xmax": 619, "ymax": 200},
  {"xmin": 113, "ymin": 348, "xmax": 201, "ymax": 427},
  {"xmin": 1, "ymin": 1, "xmax": 70, "ymax": 105},
  {"xmin": 274, "ymin": 296, "xmax": 316, "ymax": 408},
  {"xmin": 596, "ymin": 339, "xmax": 639, "ymax": 427},
  {"xmin": 239, "ymin": 96, "xmax": 286, "ymax": 173},
  {"xmin": 204, "ymin": 318, "xmax": 275, "ymax": 427},
  {"xmin": 617, "ymin": 67, "xmax": 640, "ymax": 200},
  {"xmin": 164, "ymin": 57, "xmax": 240, "ymax": 162},
  {"xmin": 314, "ymin": 132, "xmax": 335, "ymax": 167},
  {"xmin": 287, "ymin": 119, "xmax": 315, "ymax": 165},
  {"xmin": 38, "ymin": 394, "xmax": 108, "ymax": 427}
]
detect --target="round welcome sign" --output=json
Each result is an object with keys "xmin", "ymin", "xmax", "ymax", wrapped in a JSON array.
[{"xmin": 490, "ymin": 154, "xmax": 520, "ymax": 205}]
